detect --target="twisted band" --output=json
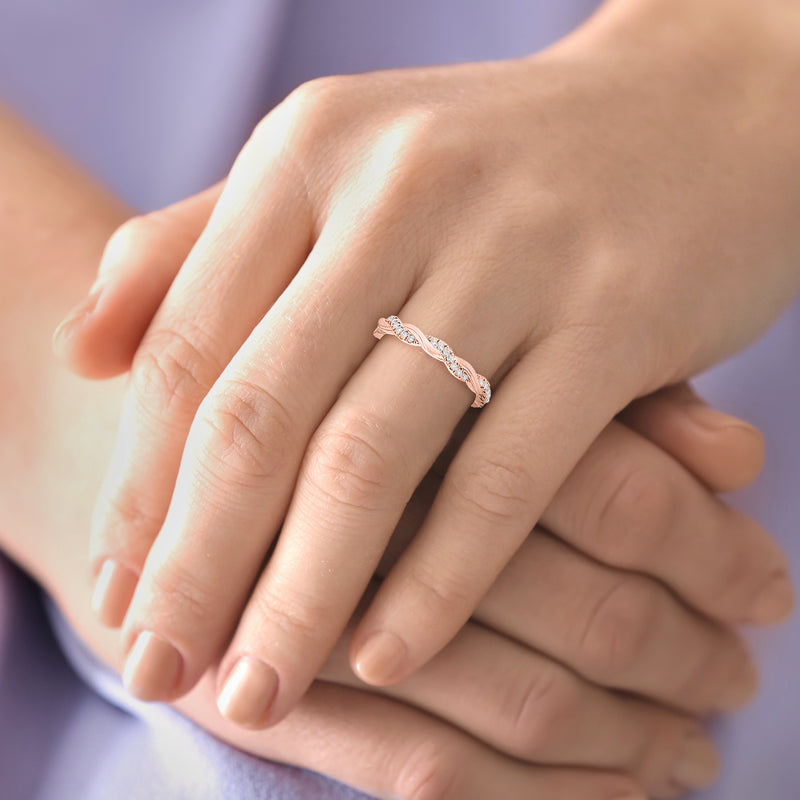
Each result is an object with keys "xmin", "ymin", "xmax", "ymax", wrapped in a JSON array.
[{"xmin": 373, "ymin": 315, "xmax": 491, "ymax": 408}]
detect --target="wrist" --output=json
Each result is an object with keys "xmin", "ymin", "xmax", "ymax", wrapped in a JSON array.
[
  {"xmin": 545, "ymin": 0, "xmax": 800, "ymax": 90},
  {"xmin": 0, "ymin": 107, "xmax": 128, "ymax": 586}
]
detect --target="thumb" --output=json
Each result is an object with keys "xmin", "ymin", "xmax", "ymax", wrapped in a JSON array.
[{"xmin": 52, "ymin": 181, "xmax": 223, "ymax": 379}]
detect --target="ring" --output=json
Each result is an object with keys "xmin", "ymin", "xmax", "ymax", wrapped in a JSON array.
[{"xmin": 373, "ymin": 315, "xmax": 491, "ymax": 408}]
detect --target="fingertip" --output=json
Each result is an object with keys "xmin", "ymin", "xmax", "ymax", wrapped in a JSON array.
[
  {"xmin": 351, "ymin": 630, "xmax": 409, "ymax": 686},
  {"xmin": 673, "ymin": 387, "xmax": 766, "ymax": 486},
  {"xmin": 748, "ymin": 571, "xmax": 796, "ymax": 625},
  {"xmin": 122, "ymin": 630, "xmax": 183, "ymax": 702},
  {"xmin": 699, "ymin": 419, "xmax": 766, "ymax": 492},
  {"xmin": 216, "ymin": 656, "xmax": 279, "ymax": 728},
  {"xmin": 52, "ymin": 283, "xmax": 104, "ymax": 362},
  {"xmin": 625, "ymin": 385, "xmax": 767, "ymax": 493},
  {"xmin": 717, "ymin": 646, "xmax": 760, "ymax": 711},
  {"xmin": 91, "ymin": 558, "xmax": 139, "ymax": 628}
]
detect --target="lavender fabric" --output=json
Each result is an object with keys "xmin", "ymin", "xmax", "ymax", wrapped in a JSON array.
[{"xmin": 0, "ymin": 1, "xmax": 797, "ymax": 798}]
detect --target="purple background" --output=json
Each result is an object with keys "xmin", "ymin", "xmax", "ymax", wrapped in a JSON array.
[{"xmin": 0, "ymin": 1, "xmax": 797, "ymax": 797}]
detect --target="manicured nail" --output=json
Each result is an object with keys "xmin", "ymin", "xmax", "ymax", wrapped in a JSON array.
[
  {"xmin": 217, "ymin": 656, "xmax": 279, "ymax": 728},
  {"xmin": 123, "ymin": 631, "xmax": 182, "ymax": 701},
  {"xmin": 684, "ymin": 400, "xmax": 744, "ymax": 433},
  {"xmin": 670, "ymin": 731, "xmax": 719, "ymax": 790},
  {"xmin": 354, "ymin": 631, "xmax": 408, "ymax": 685},
  {"xmin": 52, "ymin": 283, "xmax": 104, "ymax": 347},
  {"xmin": 749, "ymin": 572, "xmax": 795, "ymax": 624},
  {"xmin": 717, "ymin": 654, "xmax": 758, "ymax": 710},
  {"xmin": 91, "ymin": 558, "xmax": 138, "ymax": 628}
]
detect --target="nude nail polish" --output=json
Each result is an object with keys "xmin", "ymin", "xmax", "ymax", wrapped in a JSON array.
[
  {"xmin": 123, "ymin": 631, "xmax": 182, "ymax": 702},
  {"xmin": 670, "ymin": 732, "xmax": 720, "ymax": 790},
  {"xmin": 91, "ymin": 558, "xmax": 138, "ymax": 628},
  {"xmin": 717, "ymin": 653, "xmax": 758, "ymax": 711},
  {"xmin": 684, "ymin": 400, "xmax": 741, "ymax": 432},
  {"xmin": 354, "ymin": 631, "xmax": 407, "ymax": 685},
  {"xmin": 749, "ymin": 572, "xmax": 795, "ymax": 624},
  {"xmin": 217, "ymin": 656, "xmax": 278, "ymax": 727},
  {"xmin": 52, "ymin": 283, "xmax": 104, "ymax": 347}
]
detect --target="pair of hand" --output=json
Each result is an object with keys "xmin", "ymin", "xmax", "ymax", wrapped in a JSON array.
[
  {"xmin": 52, "ymin": 3, "xmax": 799, "ymax": 797},
  {"xmin": 58, "ymin": 226, "xmax": 781, "ymax": 797}
]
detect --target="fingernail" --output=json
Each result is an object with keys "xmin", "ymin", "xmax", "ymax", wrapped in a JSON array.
[
  {"xmin": 354, "ymin": 631, "xmax": 408, "ymax": 685},
  {"xmin": 749, "ymin": 572, "xmax": 795, "ymax": 624},
  {"xmin": 52, "ymin": 283, "xmax": 104, "ymax": 347},
  {"xmin": 91, "ymin": 559, "xmax": 138, "ymax": 628},
  {"xmin": 123, "ymin": 631, "xmax": 182, "ymax": 702},
  {"xmin": 717, "ymin": 654, "xmax": 758, "ymax": 710},
  {"xmin": 217, "ymin": 656, "xmax": 279, "ymax": 728},
  {"xmin": 684, "ymin": 400, "xmax": 744, "ymax": 433},
  {"xmin": 670, "ymin": 731, "xmax": 720, "ymax": 790}
]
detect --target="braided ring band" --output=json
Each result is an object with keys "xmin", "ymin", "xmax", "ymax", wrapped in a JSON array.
[{"xmin": 373, "ymin": 315, "xmax": 491, "ymax": 408}]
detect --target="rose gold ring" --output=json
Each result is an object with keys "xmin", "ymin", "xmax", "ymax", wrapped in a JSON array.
[{"xmin": 373, "ymin": 315, "xmax": 491, "ymax": 408}]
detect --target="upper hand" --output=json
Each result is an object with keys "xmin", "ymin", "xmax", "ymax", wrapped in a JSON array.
[{"xmin": 54, "ymin": 8, "xmax": 798, "ymax": 731}]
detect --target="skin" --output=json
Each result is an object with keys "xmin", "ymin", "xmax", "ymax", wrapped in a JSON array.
[
  {"xmin": 51, "ymin": 0, "xmax": 800, "ymax": 748},
  {"xmin": 0, "ymin": 103, "xmax": 792, "ymax": 799}
]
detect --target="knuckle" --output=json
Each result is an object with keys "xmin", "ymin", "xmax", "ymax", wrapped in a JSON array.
[
  {"xmin": 101, "ymin": 215, "xmax": 153, "ymax": 264},
  {"xmin": 449, "ymin": 455, "xmax": 533, "ymax": 524},
  {"xmin": 147, "ymin": 563, "xmax": 218, "ymax": 630},
  {"xmin": 100, "ymin": 209, "xmax": 196, "ymax": 280},
  {"xmin": 92, "ymin": 489, "xmax": 162, "ymax": 566},
  {"xmin": 101, "ymin": 486, "xmax": 163, "ymax": 538},
  {"xmin": 595, "ymin": 465, "xmax": 678, "ymax": 566},
  {"xmin": 286, "ymin": 74, "xmax": 353, "ymax": 112},
  {"xmin": 261, "ymin": 75, "xmax": 357, "ymax": 155},
  {"xmin": 395, "ymin": 739, "xmax": 460, "ymax": 800},
  {"xmin": 404, "ymin": 561, "xmax": 474, "ymax": 614},
  {"xmin": 197, "ymin": 378, "xmax": 294, "ymax": 484},
  {"xmin": 130, "ymin": 327, "xmax": 215, "ymax": 419},
  {"xmin": 250, "ymin": 583, "xmax": 330, "ymax": 647},
  {"xmin": 368, "ymin": 112, "xmax": 478, "ymax": 213},
  {"xmin": 497, "ymin": 667, "xmax": 577, "ymax": 756},
  {"xmin": 304, "ymin": 412, "xmax": 395, "ymax": 512},
  {"xmin": 578, "ymin": 578, "xmax": 661, "ymax": 678}
]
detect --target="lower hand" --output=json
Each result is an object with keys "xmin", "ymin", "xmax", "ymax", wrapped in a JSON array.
[{"xmin": 184, "ymin": 384, "xmax": 765, "ymax": 800}]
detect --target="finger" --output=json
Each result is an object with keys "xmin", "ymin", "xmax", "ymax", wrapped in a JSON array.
[
  {"xmin": 52, "ymin": 183, "xmax": 223, "ymax": 378},
  {"xmin": 475, "ymin": 530, "xmax": 758, "ymax": 715},
  {"xmin": 89, "ymin": 156, "xmax": 312, "ymax": 629},
  {"xmin": 321, "ymin": 612, "xmax": 719, "ymax": 797},
  {"xmin": 350, "ymin": 329, "xmax": 626, "ymax": 686},
  {"xmin": 621, "ymin": 383, "xmax": 766, "ymax": 492},
  {"xmin": 207, "ymin": 250, "xmax": 554, "ymax": 727},
  {"xmin": 182, "ymin": 674, "xmax": 646, "ymax": 800},
  {"xmin": 378, "ymin": 417, "xmax": 759, "ymax": 714},
  {"xmin": 121, "ymin": 243, "xmax": 516, "ymax": 716},
  {"xmin": 539, "ymin": 421, "xmax": 794, "ymax": 625}
]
